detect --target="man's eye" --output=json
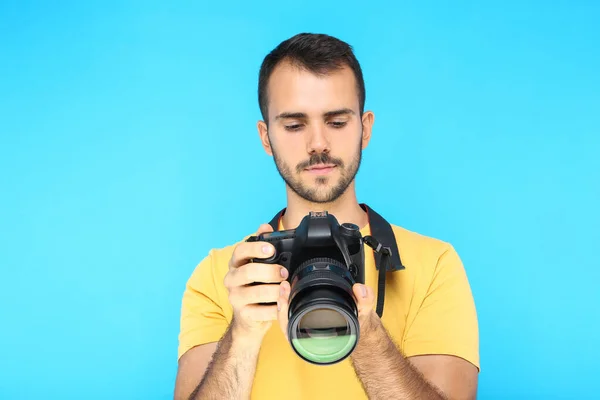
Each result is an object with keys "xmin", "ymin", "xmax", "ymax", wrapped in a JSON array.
[
  {"xmin": 330, "ymin": 121, "xmax": 347, "ymax": 128},
  {"xmin": 285, "ymin": 124, "xmax": 303, "ymax": 131}
]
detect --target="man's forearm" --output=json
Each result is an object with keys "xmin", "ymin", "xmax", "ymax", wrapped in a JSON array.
[
  {"xmin": 190, "ymin": 325, "xmax": 261, "ymax": 400},
  {"xmin": 350, "ymin": 313, "xmax": 446, "ymax": 400}
]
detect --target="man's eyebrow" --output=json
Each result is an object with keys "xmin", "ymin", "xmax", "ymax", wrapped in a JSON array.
[
  {"xmin": 275, "ymin": 112, "xmax": 307, "ymax": 120},
  {"xmin": 274, "ymin": 108, "xmax": 356, "ymax": 120},
  {"xmin": 323, "ymin": 108, "xmax": 355, "ymax": 118}
]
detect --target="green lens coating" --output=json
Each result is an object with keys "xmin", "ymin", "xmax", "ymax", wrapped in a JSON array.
[
  {"xmin": 291, "ymin": 308, "xmax": 356, "ymax": 364},
  {"xmin": 292, "ymin": 334, "xmax": 357, "ymax": 363}
]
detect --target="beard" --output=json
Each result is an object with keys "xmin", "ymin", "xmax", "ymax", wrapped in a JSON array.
[{"xmin": 271, "ymin": 138, "xmax": 363, "ymax": 204}]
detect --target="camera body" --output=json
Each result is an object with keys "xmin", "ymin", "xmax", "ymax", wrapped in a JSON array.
[{"xmin": 246, "ymin": 211, "xmax": 365, "ymax": 288}]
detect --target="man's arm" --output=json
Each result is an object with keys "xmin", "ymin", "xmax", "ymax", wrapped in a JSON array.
[
  {"xmin": 347, "ymin": 240, "xmax": 480, "ymax": 400},
  {"xmin": 350, "ymin": 311, "xmax": 478, "ymax": 400},
  {"xmin": 179, "ymin": 324, "xmax": 262, "ymax": 400},
  {"xmin": 174, "ymin": 343, "xmax": 218, "ymax": 400}
]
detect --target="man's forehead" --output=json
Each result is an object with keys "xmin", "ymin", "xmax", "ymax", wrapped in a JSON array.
[{"xmin": 266, "ymin": 62, "xmax": 359, "ymax": 118}]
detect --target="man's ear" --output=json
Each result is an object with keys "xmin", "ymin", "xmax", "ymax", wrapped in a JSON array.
[
  {"xmin": 257, "ymin": 120, "xmax": 273, "ymax": 156},
  {"xmin": 361, "ymin": 111, "xmax": 375, "ymax": 150}
]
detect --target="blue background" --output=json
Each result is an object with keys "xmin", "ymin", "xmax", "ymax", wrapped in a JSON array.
[{"xmin": 1, "ymin": 1, "xmax": 598, "ymax": 399}]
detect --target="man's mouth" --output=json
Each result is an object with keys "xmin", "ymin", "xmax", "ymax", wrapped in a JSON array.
[{"xmin": 305, "ymin": 164, "xmax": 337, "ymax": 174}]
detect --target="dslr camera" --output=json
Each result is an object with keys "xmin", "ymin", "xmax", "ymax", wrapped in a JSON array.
[{"xmin": 246, "ymin": 210, "xmax": 365, "ymax": 365}]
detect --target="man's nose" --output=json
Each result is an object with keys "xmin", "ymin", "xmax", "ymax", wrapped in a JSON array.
[{"xmin": 306, "ymin": 124, "xmax": 330, "ymax": 154}]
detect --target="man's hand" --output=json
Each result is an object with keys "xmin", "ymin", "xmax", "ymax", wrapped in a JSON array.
[
  {"xmin": 179, "ymin": 223, "xmax": 293, "ymax": 400},
  {"xmin": 224, "ymin": 223, "xmax": 290, "ymax": 343}
]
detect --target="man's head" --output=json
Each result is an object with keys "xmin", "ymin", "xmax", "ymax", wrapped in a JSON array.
[{"xmin": 257, "ymin": 33, "xmax": 374, "ymax": 204}]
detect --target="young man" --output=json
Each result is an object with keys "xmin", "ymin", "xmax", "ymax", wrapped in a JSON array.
[{"xmin": 174, "ymin": 33, "xmax": 480, "ymax": 400}]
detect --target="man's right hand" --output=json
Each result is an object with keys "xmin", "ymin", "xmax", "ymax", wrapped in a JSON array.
[{"xmin": 224, "ymin": 223, "xmax": 290, "ymax": 343}]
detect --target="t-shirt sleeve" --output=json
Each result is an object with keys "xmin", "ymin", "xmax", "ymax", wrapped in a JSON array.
[
  {"xmin": 402, "ymin": 244, "xmax": 480, "ymax": 370},
  {"xmin": 178, "ymin": 250, "xmax": 229, "ymax": 360}
]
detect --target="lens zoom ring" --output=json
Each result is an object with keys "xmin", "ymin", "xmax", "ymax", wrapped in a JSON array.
[
  {"xmin": 297, "ymin": 256, "xmax": 344, "ymax": 269},
  {"xmin": 293, "ymin": 257, "xmax": 347, "ymax": 281},
  {"xmin": 302, "ymin": 270, "xmax": 352, "ymax": 288}
]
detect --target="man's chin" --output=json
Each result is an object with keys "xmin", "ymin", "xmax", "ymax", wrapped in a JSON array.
[
  {"xmin": 284, "ymin": 174, "xmax": 348, "ymax": 203},
  {"xmin": 301, "ymin": 187, "xmax": 344, "ymax": 204}
]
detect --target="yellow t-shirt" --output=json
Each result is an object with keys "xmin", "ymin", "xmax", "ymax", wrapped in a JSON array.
[{"xmin": 178, "ymin": 222, "xmax": 479, "ymax": 399}]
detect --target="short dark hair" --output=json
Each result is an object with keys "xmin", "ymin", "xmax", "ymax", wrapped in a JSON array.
[{"xmin": 258, "ymin": 33, "xmax": 366, "ymax": 123}]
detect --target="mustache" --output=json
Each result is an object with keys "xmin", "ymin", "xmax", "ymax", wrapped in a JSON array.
[{"xmin": 296, "ymin": 153, "xmax": 344, "ymax": 173}]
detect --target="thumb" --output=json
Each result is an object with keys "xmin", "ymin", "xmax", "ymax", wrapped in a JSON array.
[
  {"xmin": 277, "ymin": 280, "xmax": 291, "ymax": 341},
  {"xmin": 352, "ymin": 283, "xmax": 376, "ymax": 318}
]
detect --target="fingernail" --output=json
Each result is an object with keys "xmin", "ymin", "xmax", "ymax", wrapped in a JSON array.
[
  {"xmin": 360, "ymin": 285, "xmax": 367, "ymax": 298},
  {"xmin": 280, "ymin": 268, "xmax": 288, "ymax": 279},
  {"xmin": 280, "ymin": 286, "xmax": 285, "ymax": 297},
  {"xmin": 262, "ymin": 245, "xmax": 272, "ymax": 255}
]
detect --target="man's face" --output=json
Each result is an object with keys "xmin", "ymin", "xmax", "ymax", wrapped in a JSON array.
[{"xmin": 258, "ymin": 62, "xmax": 373, "ymax": 203}]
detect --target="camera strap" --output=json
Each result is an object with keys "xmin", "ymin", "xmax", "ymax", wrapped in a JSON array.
[{"xmin": 363, "ymin": 236, "xmax": 392, "ymax": 318}]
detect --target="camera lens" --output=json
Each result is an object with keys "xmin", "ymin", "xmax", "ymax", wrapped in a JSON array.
[
  {"xmin": 287, "ymin": 258, "xmax": 359, "ymax": 365},
  {"xmin": 290, "ymin": 304, "xmax": 357, "ymax": 364}
]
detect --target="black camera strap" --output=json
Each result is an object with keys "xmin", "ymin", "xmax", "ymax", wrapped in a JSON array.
[{"xmin": 363, "ymin": 235, "xmax": 392, "ymax": 318}]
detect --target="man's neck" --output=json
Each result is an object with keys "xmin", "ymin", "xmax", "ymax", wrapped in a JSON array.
[{"xmin": 281, "ymin": 183, "xmax": 369, "ymax": 230}]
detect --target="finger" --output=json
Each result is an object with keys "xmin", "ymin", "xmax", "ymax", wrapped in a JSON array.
[
  {"xmin": 240, "ymin": 304, "xmax": 278, "ymax": 322},
  {"xmin": 227, "ymin": 263, "xmax": 288, "ymax": 287},
  {"xmin": 236, "ymin": 283, "xmax": 281, "ymax": 305},
  {"xmin": 230, "ymin": 241, "xmax": 276, "ymax": 269},
  {"xmin": 255, "ymin": 223, "xmax": 274, "ymax": 236},
  {"xmin": 352, "ymin": 283, "xmax": 375, "ymax": 316},
  {"xmin": 277, "ymin": 281, "xmax": 291, "ymax": 340}
]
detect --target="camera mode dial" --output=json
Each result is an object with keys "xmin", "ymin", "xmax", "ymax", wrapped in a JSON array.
[{"xmin": 340, "ymin": 222, "xmax": 360, "ymax": 237}]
